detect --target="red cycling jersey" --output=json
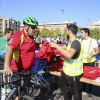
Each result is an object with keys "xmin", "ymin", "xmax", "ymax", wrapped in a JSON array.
[{"xmin": 8, "ymin": 29, "xmax": 35, "ymax": 71}]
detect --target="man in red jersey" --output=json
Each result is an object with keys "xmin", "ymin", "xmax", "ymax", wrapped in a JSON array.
[
  {"xmin": 4, "ymin": 17, "xmax": 38, "ymax": 100},
  {"xmin": 4, "ymin": 17, "xmax": 38, "ymax": 75}
]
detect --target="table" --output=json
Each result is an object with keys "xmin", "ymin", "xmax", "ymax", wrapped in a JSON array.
[{"xmin": 49, "ymin": 71, "xmax": 100, "ymax": 86}]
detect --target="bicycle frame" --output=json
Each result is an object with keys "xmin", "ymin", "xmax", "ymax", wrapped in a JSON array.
[
  {"xmin": 0, "ymin": 74, "xmax": 18, "ymax": 100},
  {"xmin": 0, "ymin": 70, "xmax": 45, "ymax": 100},
  {"xmin": 31, "ymin": 74, "xmax": 50, "ymax": 91}
]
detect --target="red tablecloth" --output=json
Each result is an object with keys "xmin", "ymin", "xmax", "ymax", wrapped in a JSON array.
[{"xmin": 82, "ymin": 66, "xmax": 100, "ymax": 80}]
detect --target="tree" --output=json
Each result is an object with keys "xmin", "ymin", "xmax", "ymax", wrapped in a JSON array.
[
  {"xmin": 40, "ymin": 27, "xmax": 61, "ymax": 37},
  {"xmin": 62, "ymin": 28, "xmax": 67, "ymax": 38},
  {"xmin": 41, "ymin": 27, "xmax": 50, "ymax": 37},
  {"xmin": 54, "ymin": 28, "xmax": 61, "ymax": 37},
  {"xmin": 35, "ymin": 28, "xmax": 41, "ymax": 36},
  {"xmin": 90, "ymin": 28, "xmax": 100, "ymax": 40},
  {"xmin": 78, "ymin": 26, "xmax": 82, "ymax": 32},
  {"xmin": 49, "ymin": 29, "xmax": 55, "ymax": 37}
]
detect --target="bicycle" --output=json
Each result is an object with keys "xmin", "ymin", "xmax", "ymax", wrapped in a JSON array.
[
  {"xmin": 30, "ymin": 57, "xmax": 51, "ymax": 95},
  {"xmin": 0, "ymin": 70, "xmax": 45, "ymax": 100}
]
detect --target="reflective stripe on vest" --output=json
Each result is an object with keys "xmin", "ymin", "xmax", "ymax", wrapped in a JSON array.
[
  {"xmin": 65, "ymin": 58, "xmax": 82, "ymax": 63},
  {"xmin": 82, "ymin": 38, "xmax": 96, "ymax": 63},
  {"xmin": 83, "ymin": 38, "xmax": 92, "ymax": 54},
  {"xmin": 64, "ymin": 64, "xmax": 83, "ymax": 71},
  {"xmin": 63, "ymin": 39, "xmax": 83, "ymax": 76}
]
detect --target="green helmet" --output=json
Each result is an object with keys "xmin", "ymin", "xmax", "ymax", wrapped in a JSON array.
[{"xmin": 23, "ymin": 17, "xmax": 38, "ymax": 26}]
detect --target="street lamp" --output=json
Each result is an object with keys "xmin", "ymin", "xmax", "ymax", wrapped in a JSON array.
[
  {"xmin": 87, "ymin": 19, "xmax": 90, "ymax": 23},
  {"xmin": 61, "ymin": 10, "xmax": 64, "ymax": 22},
  {"xmin": 3, "ymin": 0, "xmax": 6, "ymax": 35},
  {"xmin": 61, "ymin": 10, "xmax": 64, "ymax": 33}
]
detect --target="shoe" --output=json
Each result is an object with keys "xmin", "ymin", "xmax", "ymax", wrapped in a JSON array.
[
  {"xmin": 82, "ymin": 92, "xmax": 87, "ymax": 95},
  {"xmin": 88, "ymin": 93, "xmax": 92, "ymax": 99}
]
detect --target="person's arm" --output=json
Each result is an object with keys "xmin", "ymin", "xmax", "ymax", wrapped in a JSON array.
[
  {"xmin": 92, "ymin": 39, "xmax": 99, "ymax": 56},
  {"xmin": 59, "ymin": 45, "xmax": 66, "ymax": 50},
  {"xmin": 86, "ymin": 47, "xmax": 99, "ymax": 59},
  {"xmin": 50, "ymin": 42, "xmax": 78, "ymax": 59},
  {"xmin": 86, "ymin": 40, "xmax": 99, "ymax": 59},
  {"xmin": 91, "ymin": 47, "xmax": 99, "ymax": 56},
  {"xmin": 54, "ymin": 45, "xmax": 76, "ymax": 59},
  {"xmin": 4, "ymin": 32, "xmax": 21, "ymax": 76},
  {"xmin": 4, "ymin": 46, "xmax": 14, "ymax": 76}
]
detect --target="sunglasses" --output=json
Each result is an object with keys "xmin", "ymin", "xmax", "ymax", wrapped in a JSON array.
[{"xmin": 30, "ymin": 26, "xmax": 37, "ymax": 29}]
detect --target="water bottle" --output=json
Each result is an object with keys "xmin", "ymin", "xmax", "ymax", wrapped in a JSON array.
[
  {"xmin": 6, "ymin": 88, "xmax": 11, "ymax": 94},
  {"xmin": 1, "ymin": 88, "xmax": 6, "ymax": 100}
]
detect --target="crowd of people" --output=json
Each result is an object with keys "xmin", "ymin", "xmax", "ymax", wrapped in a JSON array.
[
  {"xmin": 35, "ymin": 34, "xmax": 67, "ymax": 44},
  {"xmin": 0, "ymin": 16, "xmax": 100, "ymax": 100}
]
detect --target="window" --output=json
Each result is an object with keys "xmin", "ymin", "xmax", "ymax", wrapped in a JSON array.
[
  {"xmin": 5, "ymin": 20, "xmax": 7, "ymax": 24},
  {"xmin": 0, "ymin": 19, "xmax": 2, "ymax": 22},
  {"xmin": 16, "ymin": 22, "xmax": 17, "ymax": 27}
]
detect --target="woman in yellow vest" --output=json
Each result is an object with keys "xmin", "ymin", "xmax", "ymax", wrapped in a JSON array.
[
  {"xmin": 81, "ymin": 28, "xmax": 99, "ymax": 99},
  {"xmin": 50, "ymin": 24, "xmax": 83, "ymax": 100}
]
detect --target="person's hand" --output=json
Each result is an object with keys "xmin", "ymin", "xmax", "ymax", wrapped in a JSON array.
[
  {"xmin": 49, "ymin": 42, "xmax": 57, "ymax": 48},
  {"xmin": 86, "ymin": 54, "xmax": 93, "ymax": 60},
  {"xmin": 4, "ymin": 66, "xmax": 13, "ymax": 76},
  {"xmin": 39, "ymin": 44, "xmax": 42, "ymax": 48}
]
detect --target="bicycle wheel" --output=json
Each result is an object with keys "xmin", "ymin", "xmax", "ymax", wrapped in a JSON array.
[
  {"xmin": 18, "ymin": 96, "xmax": 26, "ymax": 100},
  {"xmin": 27, "ymin": 85, "xmax": 34, "ymax": 96},
  {"xmin": 19, "ymin": 96, "xmax": 33, "ymax": 100}
]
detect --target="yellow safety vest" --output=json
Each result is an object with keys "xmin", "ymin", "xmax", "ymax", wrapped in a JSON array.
[
  {"xmin": 82, "ymin": 38, "xmax": 96, "ymax": 63},
  {"xmin": 63, "ymin": 39, "xmax": 83, "ymax": 76}
]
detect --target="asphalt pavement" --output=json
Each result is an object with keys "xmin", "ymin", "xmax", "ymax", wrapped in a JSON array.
[{"xmin": 25, "ymin": 82, "xmax": 100, "ymax": 100}]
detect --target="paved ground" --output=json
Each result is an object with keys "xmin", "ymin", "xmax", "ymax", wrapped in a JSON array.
[
  {"xmin": 0, "ymin": 75, "xmax": 100, "ymax": 100},
  {"xmin": 25, "ymin": 83, "xmax": 100, "ymax": 100},
  {"xmin": 0, "ymin": 64, "xmax": 100, "ymax": 100}
]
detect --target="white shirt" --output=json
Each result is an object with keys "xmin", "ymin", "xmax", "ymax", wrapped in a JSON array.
[
  {"xmin": 82, "ymin": 37, "xmax": 98, "ymax": 50},
  {"xmin": 46, "ymin": 37, "xmax": 51, "ymax": 42}
]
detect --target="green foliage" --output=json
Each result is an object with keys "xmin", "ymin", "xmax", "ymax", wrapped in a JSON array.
[
  {"xmin": 89, "ymin": 28, "xmax": 100, "ymax": 40},
  {"xmin": 40, "ymin": 27, "xmax": 61, "ymax": 37},
  {"xmin": 54, "ymin": 28, "xmax": 61, "ymax": 37},
  {"xmin": 35, "ymin": 28, "xmax": 41, "ymax": 36},
  {"xmin": 48, "ymin": 29, "xmax": 54, "ymax": 37},
  {"xmin": 78, "ymin": 26, "xmax": 82, "ymax": 32},
  {"xmin": 41, "ymin": 27, "xmax": 50, "ymax": 37},
  {"xmin": 37, "ymin": 26, "xmax": 100, "ymax": 40},
  {"xmin": 62, "ymin": 28, "xmax": 67, "ymax": 38}
]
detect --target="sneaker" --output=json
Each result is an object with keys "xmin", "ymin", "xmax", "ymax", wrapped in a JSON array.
[
  {"xmin": 88, "ymin": 93, "xmax": 92, "ymax": 99},
  {"xmin": 82, "ymin": 92, "xmax": 87, "ymax": 95}
]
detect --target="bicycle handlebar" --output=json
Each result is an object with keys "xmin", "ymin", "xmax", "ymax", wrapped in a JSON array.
[
  {"xmin": 0, "ymin": 70, "xmax": 45, "ymax": 75},
  {"xmin": 0, "ymin": 70, "xmax": 3, "ymax": 73}
]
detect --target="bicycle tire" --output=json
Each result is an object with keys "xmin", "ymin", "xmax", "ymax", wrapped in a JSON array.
[
  {"xmin": 19, "ymin": 97, "xmax": 28, "ymax": 100},
  {"xmin": 27, "ymin": 85, "xmax": 34, "ymax": 96},
  {"xmin": 19, "ymin": 96, "xmax": 33, "ymax": 100}
]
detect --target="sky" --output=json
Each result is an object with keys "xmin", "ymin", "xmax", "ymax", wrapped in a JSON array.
[{"xmin": 0, "ymin": 0, "xmax": 100, "ymax": 27}]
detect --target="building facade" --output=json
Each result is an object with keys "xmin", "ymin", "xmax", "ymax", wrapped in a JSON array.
[
  {"xmin": 0, "ymin": 16, "xmax": 20, "ymax": 35},
  {"xmin": 86, "ymin": 20, "xmax": 100, "ymax": 29},
  {"xmin": 20, "ymin": 20, "xmax": 77, "ymax": 32},
  {"xmin": 38, "ymin": 20, "xmax": 77, "ymax": 31}
]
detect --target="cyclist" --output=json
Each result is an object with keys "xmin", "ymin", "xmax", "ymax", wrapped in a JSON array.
[{"xmin": 4, "ymin": 17, "xmax": 38, "ymax": 100}]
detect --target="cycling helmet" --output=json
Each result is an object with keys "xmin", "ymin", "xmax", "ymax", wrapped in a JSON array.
[{"xmin": 23, "ymin": 17, "xmax": 38, "ymax": 26}]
